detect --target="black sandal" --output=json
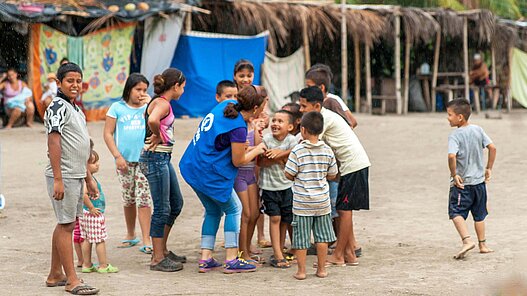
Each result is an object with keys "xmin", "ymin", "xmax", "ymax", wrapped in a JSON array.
[
  {"xmin": 67, "ymin": 284, "xmax": 99, "ymax": 295},
  {"xmin": 150, "ymin": 257, "xmax": 183, "ymax": 272},
  {"xmin": 269, "ymin": 257, "xmax": 290, "ymax": 269}
]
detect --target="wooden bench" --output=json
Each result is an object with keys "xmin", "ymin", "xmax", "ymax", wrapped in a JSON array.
[
  {"xmin": 471, "ymin": 85, "xmax": 500, "ymax": 111},
  {"xmin": 434, "ymin": 84, "xmax": 480, "ymax": 113},
  {"xmin": 372, "ymin": 95, "xmax": 397, "ymax": 115}
]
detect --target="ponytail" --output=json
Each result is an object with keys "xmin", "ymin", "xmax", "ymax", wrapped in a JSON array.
[
  {"xmin": 223, "ymin": 102, "xmax": 243, "ymax": 119},
  {"xmin": 152, "ymin": 68, "xmax": 185, "ymax": 96},
  {"xmin": 223, "ymin": 85, "xmax": 266, "ymax": 119}
]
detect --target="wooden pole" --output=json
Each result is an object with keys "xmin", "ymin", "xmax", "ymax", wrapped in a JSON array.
[
  {"xmin": 185, "ymin": 11, "xmax": 192, "ymax": 33},
  {"xmin": 507, "ymin": 47, "xmax": 513, "ymax": 112},
  {"xmin": 341, "ymin": 0, "xmax": 348, "ymax": 104},
  {"xmin": 395, "ymin": 13, "xmax": 402, "ymax": 115},
  {"xmin": 403, "ymin": 32, "xmax": 411, "ymax": 114},
  {"xmin": 431, "ymin": 29, "xmax": 441, "ymax": 112},
  {"xmin": 354, "ymin": 35, "xmax": 360, "ymax": 113},
  {"xmin": 463, "ymin": 16, "xmax": 470, "ymax": 101},
  {"xmin": 302, "ymin": 22, "xmax": 311, "ymax": 71},
  {"xmin": 365, "ymin": 44, "xmax": 372, "ymax": 114},
  {"xmin": 491, "ymin": 46, "xmax": 496, "ymax": 84}
]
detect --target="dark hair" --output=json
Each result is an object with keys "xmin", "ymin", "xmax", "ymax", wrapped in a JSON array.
[
  {"xmin": 60, "ymin": 57, "xmax": 70, "ymax": 65},
  {"xmin": 310, "ymin": 63, "xmax": 333, "ymax": 81},
  {"xmin": 57, "ymin": 63, "xmax": 83, "ymax": 82},
  {"xmin": 224, "ymin": 85, "xmax": 266, "ymax": 119},
  {"xmin": 447, "ymin": 98, "xmax": 471, "ymax": 120},
  {"xmin": 274, "ymin": 109, "xmax": 294, "ymax": 124},
  {"xmin": 122, "ymin": 73, "xmax": 149, "ymax": 102},
  {"xmin": 300, "ymin": 86, "xmax": 324, "ymax": 104},
  {"xmin": 305, "ymin": 67, "xmax": 331, "ymax": 91},
  {"xmin": 301, "ymin": 111, "xmax": 324, "ymax": 136},
  {"xmin": 153, "ymin": 68, "xmax": 185, "ymax": 96},
  {"xmin": 89, "ymin": 149, "xmax": 100, "ymax": 163},
  {"xmin": 233, "ymin": 59, "xmax": 254, "ymax": 75},
  {"xmin": 216, "ymin": 80, "xmax": 237, "ymax": 95},
  {"xmin": 282, "ymin": 102, "xmax": 302, "ymax": 122}
]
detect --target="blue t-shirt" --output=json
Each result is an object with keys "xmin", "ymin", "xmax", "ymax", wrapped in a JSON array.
[
  {"xmin": 83, "ymin": 178, "xmax": 106, "ymax": 213},
  {"xmin": 106, "ymin": 100, "xmax": 147, "ymax": 162}
]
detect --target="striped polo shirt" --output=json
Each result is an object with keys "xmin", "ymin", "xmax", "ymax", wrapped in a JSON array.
[{"xmin": 285, "ymin": 140, "xmax": 338, "ymax": 216}]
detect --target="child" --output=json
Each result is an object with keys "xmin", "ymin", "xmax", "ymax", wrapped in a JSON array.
[
  {"xmin": 104, "ymin": 73, "xmax": 153, "ymax": 254},
  {"xmin": 41, "ymin": 73, "xmax": 58, "ymax": 109},
  {"xmin": 80, "ymin": 150, "xmax": 119, "ymax": 273},
  {"xmin": 233, "ymin": 59, "xmax": 254, "ymax": 90},
  {"xmin": 285, "ymin": 111, "xmax": 338, "ymax": 280},
  {"xmin": 44, "ymin": 63, "xmax": 99, "ymax": 294},
  {"xmin": 216, "ymin": 80, "xmax": 238, "ymax": 103},
  {"xmin": 298, "ymin": 86, "xmax": 370, "ymax": 267},
  {"xmin": 258, "ymin": 110, "xmax": 297, "ymax": 268},
  {"xmin": 281, "ymin": 102, "xmax": 302, "ymax": 136},
  {"xmin": 446, "ymin": 98, "xmax": 496, "ymax": 259}
]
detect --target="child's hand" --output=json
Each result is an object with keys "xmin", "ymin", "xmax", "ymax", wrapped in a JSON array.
[
  {"xmin": 140, "ymin": 93, "xmax": 152, "ymax": 104},
  {"xmin": 115, "ymin": 155, "xmax": 128, "ymax": 174},
  {"xmin": 485, "ymin": 168, "xmax": 492, "ymax": 183},
  {"xmin": 145, "ymin": 134, "xmax": 162, "ymax": 151},
  {"xmin": 254, "ymin": 143, "xmax": 267, "ymax": 155},
  {"xmin": 53, "ymin": 179, "xmax": 65, "ymax": 200},
  {"xmin": 89, "ymin": 207, "xmax": 102, "ymax": 216},
  {"xmin": 86, "ymin": 178, "xmax": 100, "ymax": 200},
  {"xmin": 453, "ymin": 175, "xmax": 464, "ymax": 189},
  {"xmin": 265, "ymin": 149, "xmax": 283, "ymax": 159}
]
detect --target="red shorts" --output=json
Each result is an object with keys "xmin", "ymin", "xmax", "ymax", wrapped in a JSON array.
[{"xmin": 73, "ymin": 218, "xmax": 84, "ymax": 244}]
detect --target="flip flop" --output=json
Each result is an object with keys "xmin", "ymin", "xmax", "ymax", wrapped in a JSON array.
[
  {"xmin": 117, "ymin": 238, "xmax": 140, "ymax": 248},
  {"xmin": 313, "ymin": 261, "xmax": 346, "ymax": 268},
  {"xmin": 257, "ymin": 240, "xmax": 272, "ymax": 248},
  {"xmin": 46, "ymin": 279, "xmax": 67, "ymax": 287},
  {"xmin": 139, "ymin": 246, "xmax": 153, "ymax": 254},
  {"xmin": 66, "ymin": 284, "xmax": 99, "ymax": 295}
]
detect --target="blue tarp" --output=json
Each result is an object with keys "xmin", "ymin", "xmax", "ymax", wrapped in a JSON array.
[{"xmin": 170, "ymin": 31, "xmax": 268, "ymax": 118}]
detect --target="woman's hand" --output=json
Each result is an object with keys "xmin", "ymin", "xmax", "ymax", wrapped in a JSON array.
[
  {"xmin": 115, "ymin": 155, "xmax": 128, "ymax": 174},
  {"xmin": 145, "ymin": 134, "xmax": 162, "ymax": 151}
]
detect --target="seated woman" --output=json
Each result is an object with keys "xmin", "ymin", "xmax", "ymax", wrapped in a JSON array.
[{"xmin": 0, "ymin": 68, "xmax": 35, "ymax": 128}]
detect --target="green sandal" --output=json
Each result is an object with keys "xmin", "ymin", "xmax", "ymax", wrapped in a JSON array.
[
  {"xmin": 81, "ymin": 264, "xmax": 98, "ymax": 273},
  {"xmin": 97, "ymin": 263, "xmax": 119, "ymax": 273}
]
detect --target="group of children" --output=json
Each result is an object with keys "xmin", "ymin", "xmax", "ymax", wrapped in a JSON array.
[{"xmin": 42, "ymin": 56, "xmax": 497, "ymax": 293}]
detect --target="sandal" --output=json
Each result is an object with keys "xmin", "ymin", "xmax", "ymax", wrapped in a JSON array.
[
  {"xmin": 97, "ymin": 264, "xmax": 119, "ymax": 273},
  {"xmin": 250, "ymin": 254, "xmax": 266, "ymax": 264},
  {"xmin": 66, "ymin": 284, "xmax": 99, "ymax": 295},
  {"xmin": 45, "ymin": 279, "xmax": 67, "ymax": 287},
  {"xmin": 257, "ymin": 240, "xmax": 272, "ymax": 248},
  {"xmin": 139, "ymin": 246, "xmax": 153, "ymax": 254},
  {"xmin": 117, "ymin": 238, "xmax": 140, "ymax": 248},
  {"xmin": 285, "ymin": 253, "xmax": 297, "ymax": 264},
  {"xmin": 81, "ymin": 264, "xmax": 98, "ymax": 273},
  {"xmin": 269, "ymin": 257, "xmax": 290, "ymax": 269},
  {"xmin": 150, "ymin": 257, "xmax": 183, "ymax": 272}
]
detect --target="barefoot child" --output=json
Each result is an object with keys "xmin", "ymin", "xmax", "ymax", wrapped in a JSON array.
[
  {"xmin": 285, "ymin": 111, "xmax": 338, "ymax": 280},
  {"xmin": 44, "ymin": 63, "xmax": 99, "ymax": 294},
  {"xmin": 80, "ymin": 150, "xmax": 119, "ymax": 273},
  {"xmin": 446, "ymin": 99, "xmax": 496, "ymax": 259},
  {"xmin": 258, "ymin": 110, "xmax": 297, "ymax": 268}
]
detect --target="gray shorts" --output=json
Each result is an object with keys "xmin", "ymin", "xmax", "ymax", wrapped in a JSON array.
[{"xmin": 46, "ymin": 177, "xmax": 84, "ymax": 224}]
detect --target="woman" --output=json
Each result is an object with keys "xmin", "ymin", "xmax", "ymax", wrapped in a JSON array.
[
  {"xmin": 104, "ymin": 73, "xmax": 153, "ymax": 254},
  {"xmin": 0, "ymin": 68, "xmax": 35, "ymax": 128},
  {"xmin": 139, "ymin": 68, "xmax": 186, "ymax": 272},
  {"xmin": 179, "ymin": 85, "xmax": 268, "ymax": 274}
]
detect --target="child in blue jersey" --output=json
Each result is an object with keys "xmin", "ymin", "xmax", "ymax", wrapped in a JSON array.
[
  {"xmin": 80, "ymin": 150, "xmax": 119, "ymax": 273},
  {"xmin": 104, "ymin": 73, "xmax": 153, "ymax": 253}
]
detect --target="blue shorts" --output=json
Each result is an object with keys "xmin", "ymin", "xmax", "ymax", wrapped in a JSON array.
[{"xmin": 448, "ymin": 183, "xmax": 488, "ymax": 222}]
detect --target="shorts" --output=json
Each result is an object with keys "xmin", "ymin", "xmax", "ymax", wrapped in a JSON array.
[
  {"xmin": 73, "ymin": 218, "xmax": 84, "ymax": 244},
  {"xmin": 46, "ymin": 177, "xmax": 84, "ymax": 224},
  {"xmin": 80, "ymin": 211, "xmax": 108, "ymax": 244},
  {"xmin": 116, "ymin": 162, "xmax": 152, "ymax": 208},
  {"xmin": 261, "ymin": 188, "xmax": 293, "ymax": 224},
  {"xmin": 291, "ymin": 214, "xmax": 336, "ymax": 250},
  {"xmin": 234, "ymin": 168, "xmax": 257, "ymax": 192},
  {"xmin": 336, "ymin": 167, "xmax": 370, "ymax": 211},
  {"xmin": 448, "ymin": 183, "xmax": 488, "ymax": 222}
]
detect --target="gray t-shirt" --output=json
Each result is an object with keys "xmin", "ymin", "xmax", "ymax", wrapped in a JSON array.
[
  {"xmin": 448, "ymin": 124, "xmax": 492, "ymax": 185},
  {"xmin": 44, "ymin": 96, "xmax": 91, "ymax": 179},
  {"xmin": 259, "ymin": 133, "xmax": 297, "ymax": 191}
]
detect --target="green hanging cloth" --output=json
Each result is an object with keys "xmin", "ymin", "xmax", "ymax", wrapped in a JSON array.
[{"xmin": 67, "ymin": 36, "xmax": 84, "ymax": 69}]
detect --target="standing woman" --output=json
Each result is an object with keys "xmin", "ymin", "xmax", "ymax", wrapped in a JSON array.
[
  {"xmin": 104, "ymin": 73, "xmax": 153, "ymax": 254},
  {"xmin": 179, "ymin": 86, "xmax": 268, "ymax": 273},
  {"xmin": 139, "ymin": 68, "xmax": 186, "ymax": 272}
]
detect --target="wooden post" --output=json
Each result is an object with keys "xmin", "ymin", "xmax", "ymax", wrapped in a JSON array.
[
  {"xmin": 185, "ymin": 11, "xmax": 192, "ymax": 33},
  {"xmin": 395, "ymin": 13, "xmax": 402, "ymax": 115},
  {"xmin": 491, "ymin": 46, "xmax": 496, "ymax": 84},
  {"xmin": 403, "ymin": 32, "xmax": 411, "ymax": 114},
  {"xmin": 507, "ymin": 47, "xmax": 513, "ymax": 112},
  {"xmin": 365, "ymin": 44, "xmax": 372, "ymax": 114},
  {"xmin": 431, "ymin": 29, "xmax": 441, "ymax": 112},
  {"xmin": 341, "ymin": 0, "xmax": 348, "ymax": 105},
  {"xmin": 463, "ymin": 16, "xmax": 470, "ymax": 101},
  {"xmin": 302, "ymin": 22, "xmax": 311, "ymax": 71},
  {"xmin": 354, "ymin": 35, "xmax": 360, "ymax": 113}
]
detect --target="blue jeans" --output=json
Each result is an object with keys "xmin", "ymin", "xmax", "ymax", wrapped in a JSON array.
[
  {"xmin": 192, "ymin": 188, "xmax": 241, "ymax": 250},
  {"xmin": 139, "ymin": 151, "xmax": 184, "ymax": 238},
  {"xmin": 329, "ymin": 180, "xmax": 339, "ymax": 218}
]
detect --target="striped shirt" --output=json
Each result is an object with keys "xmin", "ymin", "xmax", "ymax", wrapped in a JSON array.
[{"xmin": 285, "ymin": 140, "xmax": 338, "ymax": 216}]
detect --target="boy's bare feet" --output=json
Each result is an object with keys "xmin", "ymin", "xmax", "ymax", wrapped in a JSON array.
[
  {"xmin": 293, "ymin": 272, "xmax": 306, "ymax": 280},
  {"xmin": 454, "ymin": 236, "xmax": 476, "ymax": 260},
  {"xmin": 479, "ymin": 240, "xmax": 494, "ymax": 254}
]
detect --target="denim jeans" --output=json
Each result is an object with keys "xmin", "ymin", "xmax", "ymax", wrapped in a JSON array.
[
  {"xmin": 139, "ymin": 150, "xmax": 184, "ymax": 238},
  {"xmin": 192, "ymin": 188, "xmax": 241, "ymax": 250},
  {"xmin": 329, "ymin": 180, "xmax": 339, "ymax": 218}
]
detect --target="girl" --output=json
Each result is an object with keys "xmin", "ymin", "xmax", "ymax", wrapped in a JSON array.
[
  {"xmin": 233, "ymin": 60, "xmax": 273, "ymax": 252},
  {"xmin": 104, "ymin": 73, "xmax": 153, "ymax": 254},
  {"xmin": 0, "ymin": 68, "xmax": 35, "ymax": 128},
  {"xmin": 179, "ymin": 86, "xmax": 268, "ymax": 273},
  {"xmin": 80, "ymin": 150, "xmax": 119, "ymax": 274},
  {"xmin": 139, "ymin": 68, "xmax": 186, "ymax": 272}
]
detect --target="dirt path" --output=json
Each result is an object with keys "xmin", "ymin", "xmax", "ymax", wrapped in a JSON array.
[{"xmin": 0, "ymin": 112, "xmax": 525, "ymax": 295}]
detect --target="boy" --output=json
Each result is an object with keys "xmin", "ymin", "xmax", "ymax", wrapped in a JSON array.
[
  {"xmin": 44, "ymin": 63, "xmax": 99, "ymax": 295},
  {"xmin": 447, "ymin": 98, "xmax": 496, "ymax": 259},
  {"xmin": 258, "ymin": 110, "xmax": 297, "ymax": 268},
  {"xmin": 298, "ymin": 86, "xmax": 370, "ymax": 266},
  {"xmin": 215, "ymin": 80, "xmax": 238, "ymax": 103},
  {"xmin": 285, "ymin": 111, "xmax": 338, "ymax": 280}
]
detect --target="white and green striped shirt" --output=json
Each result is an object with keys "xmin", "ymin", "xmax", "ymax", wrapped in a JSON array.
[{"xmin": 285, "ymin": 140, "xmax": 338, "ymax": 216}]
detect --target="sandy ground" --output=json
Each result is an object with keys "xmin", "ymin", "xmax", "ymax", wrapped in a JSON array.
[{"xmin": 0, "ymin": 111, "xmax": 526, "ymax": 296}]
